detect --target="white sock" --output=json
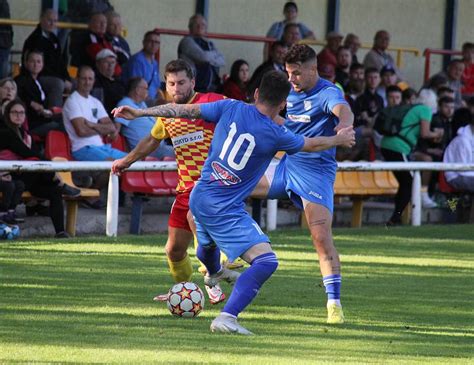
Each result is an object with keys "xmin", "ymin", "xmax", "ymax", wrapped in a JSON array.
[{"xmin": 327, "ymin": 299, "xmax": 341, "ymax": 307}]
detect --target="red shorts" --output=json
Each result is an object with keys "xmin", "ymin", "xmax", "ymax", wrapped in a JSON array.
[{"xmin": 168, "ymin": 191, "xmax": 191, "ymax": 231}]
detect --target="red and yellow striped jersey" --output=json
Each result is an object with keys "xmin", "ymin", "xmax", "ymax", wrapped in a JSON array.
[{"xmin": 150, "ymin": 92, "xmax": 225, "ymax": 193}]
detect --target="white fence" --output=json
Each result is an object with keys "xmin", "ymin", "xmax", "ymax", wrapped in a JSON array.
[{"xmin": 1, "ymin": 160, "xmax": 473, "ymax": 236}]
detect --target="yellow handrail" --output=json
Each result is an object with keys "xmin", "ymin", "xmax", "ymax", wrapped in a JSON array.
[{"xmin": 299, "ymin": 39, "xmax": 421, "ymax": 68}]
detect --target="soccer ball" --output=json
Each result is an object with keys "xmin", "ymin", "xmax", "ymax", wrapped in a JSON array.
[{"xmin": 166, "ymin": 282, "xmax": 205, "ymax": 318}]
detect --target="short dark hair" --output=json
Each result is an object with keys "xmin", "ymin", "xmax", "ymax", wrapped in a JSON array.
[
  {"xmin": 143, "ymin": 30, "xmax": 160, "ymax": 41},
  {"xmin": 438, "ymin": 96, "xmax": 455, "ymax": 106},
  {"xmin": 349, "ymin": 62, "xmax": 364, "ymax": 72},
  {"xmin": 270, "ymin": 41, "xmax": 287, "ymax": 52},
  {"xmin": 284, "ymin": 44, "xmax": 316, "ymax": 64},
  {"xmin": 164, "ymin": 59, "xmax": 194, "ymax": 80},
  {"xmin": 437, "ymin": 86, "xmax": 454, "ymax": 96},
  {"xmin": 283, "ymin": 1, "xmax": 298, "ymax": 12},
  {"xmin": 402, "ymin": 88, "xmax": 417, "ymax": 102},
  {"xmin": 448, "ymin": 58, "xmax": 464, "ymax": 67},
  {"xmin": 336, "ymin": 45, "xmax": 351, "ymax": 54},
  {"xmin": 365, "ymin": 67, "xmax": 379, "ymax": 77},
  {"xmin": 283, "ymin": 23, "xmax": 299, "ymax": 35},
  {"xmin": 386, "ymin": 85, "xmax": 402, "ymax": 96},
  {"xmin": 127, "ymin": 77, "xmax": 145, "ymax": 94},
  {"xmin": 77, "ymin": 65, "xmax": 94, "ymax": 78},
  {"xmin": 258, "ymin": 71, "xmax": 291, "ymax": 107},
  {"xmin": 462, "ymin": 42, "xmax": 474, "ymax": 52}
]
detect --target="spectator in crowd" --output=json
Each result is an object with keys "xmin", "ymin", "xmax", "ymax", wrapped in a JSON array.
[
  {"xmin": 381, "ymin": 102, "xmax": 443, "ymax": 225},
  {"xmin": 22, "ymin": 9, "xmax": 72, "ymax": 108},
  {"xmin": 418, "ymin": 74, "xmax": 448, "ymax": 113},
  {"xmin": 318, "ymin": 63, "xmax": 343, "ymax": 91},
  {"xmin": 377, "ymin": 65, "xmax": 398, "ymax": 106},
  {"xmin": 461, "ymin": 42, "xmax": 474, "ymax": 98},
  {"xmin": 0, "ymin": 99, "xmax": 80, "ymax": 237},
  {"xmin": 317, "ymin": 31, "xmax": 344, "ymax": 69},
  {"xmin": 105, "ymin": 10, "xmax": 130, "ymax": 67},
  {"xmin": 354, "ymin": 67, "xmax": 384, "ymax": 129},
  {"xmin": 264, "ymin": 1, "xmax": 315, "ymax": 59},
  {"xmin": 386, "ymin": 85, "xmax": 403, "ymax": 107},
  {"xmin": 335, "ymin": 46, "xmax": 352, "ymax": 89},
  {"xmin": 247, "ymin": 41, "xmax": 287, "ymax": 99},
  {"xmin": 0, "ymin": 0, "xmax": 13, "ymax": 79},
  {"xmin": 114, "ymin": 77, "xmax": 174, "ymax": 159},
  {"xmin": 0, "ymin": 169, "xmax": 24, "ymax": 224},
  {"xmin": 122, "ymin": 30, "xmax": 161, "ymax": 103},
  {"xmin": 281, "ymin": 23, "xmax": 302, "ymax": 49},
  {"xmin": 223, "ymin": 59, "xmax": 250, "ymax": 102},
  {"xmin": 93, "ymin": 49, "xmax": 126, "ymax": 115},
  {"xmin": 0, "ymin": 77, "xmax": 16, "ymax": 113},
  {"xmin": 15, "ymin": 50, "xmax": 63, "ymax": 138},
  {"xmin": 430, "ymin": 59, "xmax": 465, "ymax": 109},
  {"xmin": 364, "ymin": 30, "xmax": 400, "ymax": 77},
  {"xmin": 343, "ymin": 33, "xmax": 361, "ymax": 64},
  {"xmin": 443, "ymin": 110, "xmax": 474, "ymax": 192},
  {"xmin": 402, "ymin": 88, "xmax": 417, "ymax": 105},
  {"xmin": 452, "ymin": 96, "xmax": 474, "ymax": 136},
  {"xmin": 178, "ymin": 14, "xmax": 225, "ymax": 93},
  {"xmin": 345, "ymin": 62, "xmax": 365, "ymax": 108}
]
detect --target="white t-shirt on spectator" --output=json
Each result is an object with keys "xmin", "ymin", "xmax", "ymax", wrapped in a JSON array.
[{"xmin": 62, "ymin": 91, "xmax": 108, "ymax": 152}]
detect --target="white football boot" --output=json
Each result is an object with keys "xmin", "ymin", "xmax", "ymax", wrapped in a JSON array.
[
  {"xmin": 204, "ymin": 268, "xmax": 240, "ymax": 287},
  {"xmin": 210, "ymin": 313, "xmax": 254, "ymax": 335},
  {"xmin": 205, "ymin": 283, "xmax": 226, "ymax": 304}
]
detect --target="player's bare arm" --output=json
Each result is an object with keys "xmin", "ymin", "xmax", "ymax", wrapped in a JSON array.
[
  {"xmin": 301, "ymin": 126, "xmax": 355, "ymax": 152},
  {"xmin": 111, "ymin": 135, "xmax": 162, "ymax": 175},
  {"xmin": 332, "ymin": 104, "xmax": 354, "ymax": 132},
  {"xmin": 112, "ymin": 104, "xmax": 202, "ymax": 120}
]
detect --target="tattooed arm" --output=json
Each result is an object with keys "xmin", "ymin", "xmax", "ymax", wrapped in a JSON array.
[{"xmin": 112, "ymin": 103, "xmax": 202, "ymax": 120}]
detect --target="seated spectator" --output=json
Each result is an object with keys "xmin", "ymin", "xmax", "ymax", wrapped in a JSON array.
[
  {"xmin": 0, "ymin": 77, "xmax": 16, "ymax": 114},
  {"xmin": 418, "ymin": 74, "xmax": 448, "ymax": 113},
  {"xmin": 345, "ymin": 62, "xmax": 365, "ymax": 108},
  {"xmin": 343, "ymin": 33, "xmax": 361, "ymax": 64},
  {"xmin": 318, "ymin": 63, "xmax": 343, "ymax": 91},
  {"xmin": 248, "ymin": 41, "xmax": 287, "ymax": 99},
  {"xmin": 22, "ymin": 9, "xmax": 72, "ymax": 107},
  {"xmin": 452, "ymin": 96, "xmax": 474, "ymax": 136},
  {"xmin": 0, "ymin": 170, "xmax": 24, "ymax": 224},
  {"xmin": 402, "ymin": 88, "xmax": 417, "ymax": 105},
  {"xmin": 430, "ymin": 59, "xmax": 465, "ymax": 109},
  {"xmin": 354, "ymin": 67, "xmax": 384, "ymax": 129},
  {"xmin": 114, "ymin": 77, "xmax": 173, "ymax": 159},
  {"xmin": 461, "ymin": 42, "xmax": 474, "ymax": 98},
  {"xmin": 15, "ymin": 50, "xmax": 63, "ymax": 138},
  {"xmin": 93, "ymin": 49, "xmax": 126, "ymax": 115},
  {"xmin": 223, "ymin": 59, "xmax": 250, "ymax": 102},
  {"xmin": 122, "ymin": 30, "xmax": 161, "ymax": 103},
  {"xmin": 363, "ymin": 30, "xmax": 401, "ymax": 78},
  {"xmin": 335, "ymin": 46, "xmax": 352, "ymax": 89},
  {"xmin": 105, "ymin": 10, "xmax": 130, "ymax": 67},
  {"xmin": 386, "ymin": 85, "xmax": 402, "ymax": 107},
  {"xmin": 317, "ymin": 31, "xmax": 344, "ymax": 69},
  {"xmin": 63, "ymin": 66, "xmax": 125, "ymax": 162},
  {"xmin": 281, "ymin": 23, "xmax": 302, "ymax": 49},
  {"xmin": 443, "ymin": 113, "xmax": 474, "ymax": 192},
  {"xmin": 178, "ymin": 14, "xmax": 225, "ymax": 93},
  {"xmin": 377, "ymin": 65, "xmax": 398, "ymax": 106},
  {"xmin": 0, "ymin": 99, "xmax": 80, "ymax": 237}
]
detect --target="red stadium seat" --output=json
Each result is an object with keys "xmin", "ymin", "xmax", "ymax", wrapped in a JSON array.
[
  {"xmin": 438, "ymin": 172, "xmax": 458, "ymax": 194},
  {"xmin": 143, "ymin": 157, "xmax": 171, "ymax": 195},
  {"xmin": 45, "ymin": 130, "xmax": 72, "ymax": 160},
  {"xmin": 162, "ymin": 156, "xmax": 179, "ymax": 194}
]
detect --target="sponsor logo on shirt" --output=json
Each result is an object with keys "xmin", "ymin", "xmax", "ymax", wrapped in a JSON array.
[
  {"xmin": 171, "ymin": 131, "xmax": 204, "ymax": 148},
  {"xmin": 211, "ymin": 161, "xmax": 241, "ymax": 185},
  {"xmin": 287, "ymin": 101, "xmax": 293, "ymax": 107},
  {"xmin": 304, "ymin": 100, "xmax": 312, "ymax": 111},
  {"xmin": 287, "ymin": 114, "xmax": 311, "ymax": 123},
  {"xmin": 309, "ymin": 191, "xmax": 323, "ymax": 199}
]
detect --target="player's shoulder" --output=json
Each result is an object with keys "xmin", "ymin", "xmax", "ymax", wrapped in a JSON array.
[{"xmin": 193, "ymin": 92, "xmax": 226, "ymax": 104}]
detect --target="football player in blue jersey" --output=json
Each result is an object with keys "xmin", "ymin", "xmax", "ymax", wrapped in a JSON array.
[
  {"xmin": 253, "ymin": 44, "xmax": 354, "ymax": 324},
  {"xmin": 113, "ymin": 71, "xmax": 354, "ymax": 335}
]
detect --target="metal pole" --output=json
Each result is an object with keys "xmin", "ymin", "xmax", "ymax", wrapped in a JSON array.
[
  {"xmin": 411, "ymin": 171, "xmax": 422, "ymax": 226},
  {"xmin": 266, "ymin": 199, "xmax": 278, "ymax": 231},
  {"xmin": 106, "ymin": 173, "xmax": 119, "ymax": 237}
]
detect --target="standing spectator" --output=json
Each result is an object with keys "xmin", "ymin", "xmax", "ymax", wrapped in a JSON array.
[
  {"xmin": 0, "ymin": 0, "xmax": 13, "ymax": 79},
  {"xmin": 335, "ymin": 46, "xmax": 352, "ymax": 89},
  {"xmin": 105, "ymin": 10, "xmax": 130, "ymax": 67},
  {"xmin": 343, "ymin": 33, "xmax": 361, "ymax": 64},
  {"xmin": 281, "ymin": 23, "xmax": 302, "ymax": 49},
  {"xmin": 317, "ymin": 31, "xmax": 344, "ymax": 69},
  {"xmin": 430, "ymin": 59, "xmax": 465, "ymax": 109},
  {"xmin": 354, "ymin": 67, "xmax": 384, "ymax": 129},
  {"xmin": 363, "ymin": 30, "xmax": 400, "ymax": 77},
  {"xmin": 248, "ymin": 41, "xmax": 287, "ymax": 99},
  {"xmin": 223, "ymin": 59, "xmax": 250, "ymax": 102},
  {"xmin": 93, "ymin": 49, "xmax": 126, "ymax": 115},
  {"xmin": 22, "ymin": 9, "xmax": 72, "ymax": 108},
  {"xmin": 122, "ymin": 30, "xmax": 161, "ymax": 103},
  {"xmin": 461, "ymin": 42, "xmax": 474, "ymax": 98},
  {"xmin": 114, "ymin": 77, "xmax": 174, "ymax": 159},
  {"xmin": 178, "ymin": 14, "xmax": 225, "ymax": 93},
  {"xmin": 377, "ymin": 65, "xmax": 398, "ymax": 106},
  {"xmin": 15, "ymin": 50, "xmax": 63, "ymax": 138}
]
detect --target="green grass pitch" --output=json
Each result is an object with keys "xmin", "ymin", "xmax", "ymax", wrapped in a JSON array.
[{"xmin": 1, "ymin": 225, "xmax": 473, "ymax": 364}]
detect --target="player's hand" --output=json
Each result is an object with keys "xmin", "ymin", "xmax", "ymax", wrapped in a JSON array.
[
  {"xmin": 111, "ymin": 106, "xmax": 140, "ymax": 120},
  {"xmin": 111, "ymin": 158, "xmax": 131, "ymax": 176},
  {"xmin": 336, "ymin": 126, "xmax": 356, "ymax": 148}
]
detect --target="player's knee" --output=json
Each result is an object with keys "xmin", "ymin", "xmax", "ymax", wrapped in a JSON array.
[
  {"xmin": 253, "ymin": 252, "xmax": 279, "ymax": 276},
  {"xmin": 165, "ymin": 241, "xmax": 188, "ymax": 261}
]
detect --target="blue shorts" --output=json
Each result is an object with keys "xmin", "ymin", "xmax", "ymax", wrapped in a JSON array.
[
  {"xmin": 192, "ymin": 208, "xmax": 270, "ymax": 262},
  {"xmin": 72, "ymin": 144, "xmax": 127, "ymax": 161},
  {"xmin": 267, "ymin": 155, "xmax": 335, "ymax": 213}
]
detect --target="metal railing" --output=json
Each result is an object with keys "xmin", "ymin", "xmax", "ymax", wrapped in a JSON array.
[
  {"xmin": 423, "ymin": 48, "xmax": 462, "ymax": 81},
  {"xmin": 0, "ymin": 160, "xmax": 473, "ymax": 236}
]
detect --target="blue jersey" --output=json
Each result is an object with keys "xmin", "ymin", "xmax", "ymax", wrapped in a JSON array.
[
  {"xmin": 193, "ymin": 99, "xmax": 304, "ymax": 214},
  {"xmin": 285, "ymin": 77, "xmax": 347, "ymax": 170}
]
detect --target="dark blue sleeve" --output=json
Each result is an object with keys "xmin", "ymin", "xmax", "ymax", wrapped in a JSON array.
[
  {"xmin": 200, "ymin": 99, "xmax": 236, "ymax": 124},
  {"xmin": 276, "ymin": 126, "xmax": 305, "ymax": 155}
]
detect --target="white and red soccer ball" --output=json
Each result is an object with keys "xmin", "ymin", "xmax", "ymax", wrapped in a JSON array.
[{"xmin": 166, "ymin": 282, "xmax": 205, "ymax": 318}]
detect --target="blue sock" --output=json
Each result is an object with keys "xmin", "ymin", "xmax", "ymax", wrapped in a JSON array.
[
  {"xmin": 223, "ymin": 252, "xmax": 278, "ymax": 317},
  {"xmin": 323, "ymin": 274, "xmax": 341, "ymax": 300},
  {"xmin": 196, "ymin": 244, "xmax": 221, "ymax": 275}
]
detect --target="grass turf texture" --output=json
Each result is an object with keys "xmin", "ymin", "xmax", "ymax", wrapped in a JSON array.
[{"xmin": 0, "ymin": 225, "xmax": 473, "ymax": 364}]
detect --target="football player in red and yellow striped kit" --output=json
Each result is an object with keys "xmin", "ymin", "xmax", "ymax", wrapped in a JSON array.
[{"xmin": 112, "ymin": 60, "xmax": 227, "ymax": 303}]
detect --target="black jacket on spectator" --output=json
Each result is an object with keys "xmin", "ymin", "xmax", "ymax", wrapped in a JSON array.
[
  {"xmin": 353, "ymin": 89, "xmax": 384, "ymax": 127},
  {"xmin": 247, "ymin": 61, "xmax": 285, "ymax": 99},
  {"xmin": 14, "ymin": 72, "xmax": 49, "ymax": 130},
  {"xmin": 22, "ymin": 25, "xmax": 70, "ymax": 81},
  {"xmin": 93, "ymin": 73, "xmax": 126, "ymax": 115}
]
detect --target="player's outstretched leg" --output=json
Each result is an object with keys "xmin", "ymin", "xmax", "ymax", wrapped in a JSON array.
[{"xmin": 211, "ymin": 250, "xmax": 278, "ymax": 335}]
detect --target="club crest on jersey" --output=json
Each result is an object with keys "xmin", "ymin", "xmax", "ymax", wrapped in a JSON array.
[
  {"xmin": 211, "ymin": 161, "xmax": 241, "ymax": 185},
  {"xmin": 304, "ymin": 100, "xmax": 312, "ymax": 111},
  {"xmin": 171, "ymin": 131, "xmax": 204, "ymax": 148}
]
